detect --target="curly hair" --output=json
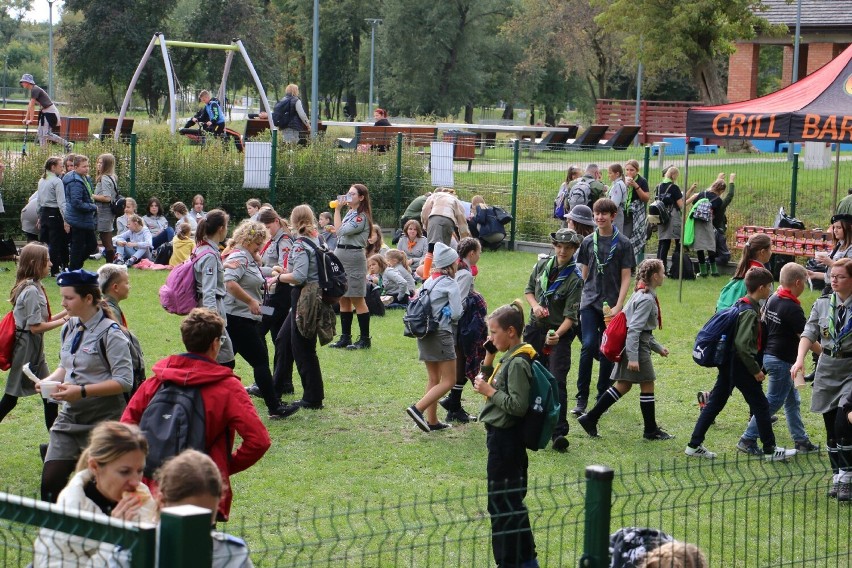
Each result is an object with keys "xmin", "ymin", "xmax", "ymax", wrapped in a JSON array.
[{"xmin": 231, "ymin": 219, "xmax": 269, "ymax": 249}]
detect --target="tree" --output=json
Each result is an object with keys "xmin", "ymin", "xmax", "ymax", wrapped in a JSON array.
[
  {"xmin": 596, "ymin": 0, "xmax": 784, "ymax": 105},
  {"xmin": 0, "ymin": 0, "xmax": 31, "ymax": 45}
]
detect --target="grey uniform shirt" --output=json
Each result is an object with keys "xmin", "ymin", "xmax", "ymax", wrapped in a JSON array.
[
  {"xmin": 455, "ymin": 266, "xmax": 475, "ymax": 299},
  {"xmin": 393, "ymin": 263, "xmax": 416, "ymax": 294},
  {"xmin": 336, "ymin": 209, "xmax": 369, "ymax": 247},
  {"xmin": 423, "ymin": 275, "xmax": 463, "ymax": 332},
  {"xmin": 175, "ymin": 213, "xmax": 198, "ymax": 234},
  {"xmin": 381, "ymin": 267, "xmax": 409, "ymax": 299},
  {"xmin": 37, "ymin": 174, "xmax": 67, "ymax": 218},
  {"xmin": 116, "ymin": 214, "xmax": 130, "ymax": 234},
  {"xmin": 193, "ymin": 241, "xmax": 235, "ymax": 363},
  {"xmin": 802, "ymin": 293, "xmax": 852, "ymax": 355},
  {"xmin": 224, "ymin": 247, "xmax": 265, "ymax": 321},
  {"xmin": 623, "ymin": 289, "xmax": 664, "ymax": 362},
  {"xmin": 608, "ymin": 179, "xmax": 628, "ymax": 233},
  {"xmin": 13, "ymin": 283, "xmax": 48, "ymax": 329},
  {"xmin": 260, "ymin": 228, "xmax": 293, "ymax": 276},
  {"xmin": 142, "ymin": 214, "xmax": 168, "ymax": 236},
  {"xmin": 397, "ymin": 236, "xmax": 428, "ymax": 263},
  {"xmin": 288, "ymin": 236, "xmax": 320, "ymax": 286}
]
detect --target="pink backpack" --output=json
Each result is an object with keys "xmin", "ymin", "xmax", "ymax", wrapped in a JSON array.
[{"xmin": 159, "ymin": 247, "xmax": 217, "ymax": 315}]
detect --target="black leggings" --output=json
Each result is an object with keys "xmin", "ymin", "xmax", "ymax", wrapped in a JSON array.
[
  {"xmin": 227, "ymin": 314, "xmax": 279, "ymax": 413},
  {"xmin": 0, "ymin": 394, "xmax": 58, "ymax": 432},
  {"xmin": 656, "ymin": 239, "xmax": 680, "ymax": 268},
  {"xmin": 41, "ymin": 459, "xmax": 77, "ymax": 502},
  {"xmin": 696, "ymin": 250, "xmax": 717, "ymax": 264}
]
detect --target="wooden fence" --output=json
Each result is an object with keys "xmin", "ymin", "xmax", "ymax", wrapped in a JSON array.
[{"xmin": 595, "ymin": 99, "xmax": 700, "ymax": 144}]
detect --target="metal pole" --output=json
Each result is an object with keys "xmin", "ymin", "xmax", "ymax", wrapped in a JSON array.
[
  {"xmin": 365, "ymin": 19, "xmax": 383, "ymax": 117},
  {"xmin": 269, "ymin": 129, "xmax": 278, "ymax": 201},
  {"xmin": 678, "ymin": 138, "xmax": 689, "ymax": 303},
  {"xmin": 509, "ymin": 139, "xmax": 520, "ymax": 251},
  {"xmin": 116, "ymin": 34, "xmax": 159, "ymax": 141},
  {"xmin": 310, "ymin": 0, "xmax": 319, "ymax": 138},
  {"xmin": 395, "ymin": 132, "xmax": 403, "ymax": 222},
  {"xmin": 634, "ymin": 36, "xmax": 643, "ymax": 147},
  {"xmin": 833, "ymin": 142, "xmax": 841, "ymax": 213},
  {"xmin": 129, "ymin": 133, "xmax": 137, "ymax": 199},
  {"xmin": 48, "ymin": 0, "xmax": 55, "ymax": 99},
  {"xmin": 788, "ymin": 0, "xmax": 802, "ymax": 161},
  {"xmin": 578, "ymin": 466, "xmax": 614, "ymax": 568},
  {"xmin": 790, "ymin": 152, "xmax": 799, "ymax": 217}
]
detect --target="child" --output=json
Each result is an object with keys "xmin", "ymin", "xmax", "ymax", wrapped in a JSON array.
[
  {"xmin": 472, "ymin": 301, "xmax": 538, "ymax": 568},
  {"xmin": 573, "ymin": 198, "xmax": 636, "ymax": 415},
  {"xmin": 385, "ymin": 249, "xmax": 415, "ymax": 297},
  {"xmin": 577, "ymin": 259, "xmax": 673, "ymax": 440},
  {"xmin": 116, "ymin": 197, "xmax": 137, "ymax": 235},
  {"xmin": 36, "ymin": 156, "xmax": 68, "ymax": 276},
  {"xmin": 367, "ymin": 254, "xmax": 408, "ymax": 306},
  {"xmin": 684, "ymin": 173, "xmax": 734, "ymax": 277},
  {"xmin": 97, "ymin": 263, "xmax": 130, "ymax": 327},
  {"xmin": 246, "ymin": 198, "xmax": 261, "ymax": 221},
  {"xmin": 113, "ymin": 214, "xmax": 153, "ymax": 267},
  {"xmin": 397, "ymin": 219, "xmax": 428, "ymax": 270},
  {"xmin": 190, "ymin": 89, "xmax": 225, "ymax": 136},
  {"xmin": 736, "ymin": 262, "xmax": 818, "ymax": 455},
  {"xmin": 0, "ymin": 243, "xmax": 66, "ymax": 431},
  {"xmin": 606, "ymin": 163, "xmax": 628, "ymax": 233},
  {"xmin": 170, "ymin": 222, "xmax": 195, "ymax": 266},
  {"xmin": 318, "ymin": 211, "xmax": 337, "ymax": 250},
  {"xmin": 170, "ymin": 201, "xmax": 198, "ymax": 235},
  {"xmin": 685, "ymin": 267, "xmax": 797, "ymax": 461},
  {"xmin": 523, "ymin": 228, "xmax": 584, "ymax": 451},
  {"xmin": 366, "ymin": 223, "xmax": 389, "ymax": 257},
  {"xmin": 716, "ymin": 233, "xmax": 772, "ymax": 311},
  {"xmin": 192, "ymin": 194, "xmax": 207, "ymax": 222}
]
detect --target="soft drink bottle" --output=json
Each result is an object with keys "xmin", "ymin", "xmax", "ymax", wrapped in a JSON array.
[
  {"xmin": 603, "ymin": 302, "xmax": 613, "ymax": 327},
  {"xmin": 542, "ymin": 330, "xmax": 555, "ymax": 356}
]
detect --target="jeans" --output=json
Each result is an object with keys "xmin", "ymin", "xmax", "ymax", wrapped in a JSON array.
[
  {"xmin": 152, "ymin": 227, "xmax": 175, "ymax": 249},
  {"xmin": 742, "ymin": 354, "xmax": 809, "ymax": 443},
  {"xmin": 115, "ymin": 244, "xmax": 150, "ymax": 262},
  {"xmin": 576, "ymin": 307, "xmax": 613, "ymax": 403},
  {"xmin": 68, "ymin": 226, "xmax": 97, "ymax": 270}
]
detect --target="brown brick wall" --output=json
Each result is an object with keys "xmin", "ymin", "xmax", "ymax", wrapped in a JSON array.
[
  {"xmin": 806, "ymin": 42, "xmax": 836, "ymax": 75},
  {"xmin": 727, "ymin": 43, "xmax": 760, "ymax": 102}
]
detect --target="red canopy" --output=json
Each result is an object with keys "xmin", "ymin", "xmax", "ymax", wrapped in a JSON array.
[{"xmin": 687, "ymin": 43, "xmax": 852, "ymax": 141}]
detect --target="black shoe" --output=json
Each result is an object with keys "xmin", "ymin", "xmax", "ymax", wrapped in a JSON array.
[
  {"xmin": 643, "ymin": 428, "xmax": 674, "ymax": 441},
  {"xmin": 428, "ymin": 421, "xmax": 452, "ymax": 431},
  {"xmin": 406, "ymin": 405, "xmax": 430, "ymax": 432},
  {"xmin": 446, "ymin": 408, "xmax": 477, "ymax": 423},
  {"xmin": 570, "ymin": 400, "xmax": 587, "ymax": 416},
  {"xmin": 577, "ymin": 414, "xmax": 599, "ymax": 438},
  {"xmin": 269, "ymin": 404, "xmax": 299, "ymax": 419},
  {"xmin": 291, "ymin": 399, "xmax": 324, "ymax": 410},
  {"xmin": 280, "ymin": 385, "xmax": 295, "ymax": 395},
  {"xmin": 771, "ymin": 415, "xmax": 778, "ymax": 424},
  {"xmin": 552, "ymin": 435, "xmax": 569, "ymax": 452},
  {"xmin": 329, "ymin": 334, "xmax": 352, "ymax": 348},
  {"xmin": 347, "ymin": 336, "xmax": 371, "ymax": 350},
  {"xmin": 246, "ymin": 384, "xmax": 262, "ymax": 397},
  {"xmin": 438, "ymin": 396, "xmax": 458, "ymax": 412}
]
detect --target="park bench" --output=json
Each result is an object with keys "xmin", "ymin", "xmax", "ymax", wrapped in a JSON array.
[
  {"xmin": 93, "ymin": 117, "xmax": 134, "ymax": 142},
  {"xmin": 337, "ymin": 125, "xmax": 437, "ymax": 150},
  {"xmin": 0, "ymin": 108, "xmax": 88, "ymax": 143},
  {"xmin": 565, "ymin": 124, "xmax": 609, "ymax": 150},
  {"xmin": 734, "ymin": 225, "xmax": 832, "ymax": 258},
  {"xmin": 598, "ymin": 125, "xmax": 641, "ymax": 150},
  {"xmin": 0, "ymin": 109, "xmax": 31, "ymax": 136}
]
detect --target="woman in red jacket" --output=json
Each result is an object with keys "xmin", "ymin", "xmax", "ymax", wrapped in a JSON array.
[{"xmin": 121, "ymin": 308, "xmax": 271, "ymax": 521}]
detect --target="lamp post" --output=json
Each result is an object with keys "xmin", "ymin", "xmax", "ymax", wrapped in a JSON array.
[
  {"xmin": 788, "ymin": 0, "xmax": 802, "ymax": 161},
  {"xmin": 310, "ymin": 0, "xmax": 319, "ymax": 137},
  {"xmin": 365, "ymin": 18, "xmax": 382, "ymax": 117},
  {"xmin": 48, "ymin": 0, "xmax": 55, "ymax": 98}
]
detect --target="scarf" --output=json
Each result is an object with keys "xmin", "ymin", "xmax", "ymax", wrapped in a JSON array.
[
  {"xmin": 593, "ymin": 227, "xmax": 620, "ymax": 274},
  {"xmin": 829, "ymin": 293, "xmax": 852, "ymax": 345},
  {"xmin": 538, "ymin": 257, "xmax": 576, "ymax": 303},
  {"xmin": 774, "ymin": 287, "xmax": 800, "ymax": 305},
  {"xmin": 485, "ymin": 343, "xmax": 537, "ymax": 397},
  {"xmin": 407, "ymin": 238, "xmax": 416, "ymax": 252}
]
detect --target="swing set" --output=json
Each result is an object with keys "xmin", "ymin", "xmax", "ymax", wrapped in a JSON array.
[{"xmin": 115, "ymin": 33, "xmax": 275, "ymax": 142}]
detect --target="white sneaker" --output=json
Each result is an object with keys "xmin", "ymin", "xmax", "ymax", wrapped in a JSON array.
[
  {"xmin": 685, "ymin": 445, "xmax": 717, "ymax": 459},
  {"xmin": 766, "ymin": 447, "xmax": 797, "ymax": 462}
]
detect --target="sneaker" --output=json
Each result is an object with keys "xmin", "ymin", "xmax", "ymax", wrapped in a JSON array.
[
  {"xmin": 406, "ymin": 405, "xmax": 430, "ymax": 433},
  {"xmin": 89, "ymin": 252, "xmax": 103, "ymax": 260},
  {"xmin": 685, "ymin": 445, "xmax": 717, "ymax": 459},
  {"xmin": 794, "ymin": 440, "xmax": 820, "ymax": 454},
  {"xmin": 552, "ymin": 435, "xmax": 569, "ymax": 452},
  {"xmin": 765, "ymin": 447, "xmax": 797, "ymax": 462},
  {"xmin": 838, "ymin": 480, "xmax": 852, "ymax": 502},
  {"xmin": 246, "ymin": 384, "xmax": 262, "ymax": 397},
  {"xmin": 697, "ymin": 391, "xmax": 710, "ymax": 410},
  {"xmin": 125, "ymin": 257, "xmax": 136, "ymax": 267},
  {"xmin": 829, "ymin": 475, "xmax": 840, "ymax": 498},
  {"xmin": 113, "ymin": 258, "xmax": 125, "ymax": 266},
  {"xmin": 268, "ymin": 404, "xmax": 299, "ymax": 420},
  {"xmin": 643, "ymin": 428, "xmax": 674, "ymax": 441},
  {"xmin": 736, "ymin": 438, "xmax": 763, "ymax": 456},
  {"xmin": 570, "ymin": 399, "xmax": 587, "ymax": 416},
  {"xmin": 446, "ymin": 408, "xmax": 477, "ymax": 423},
  {"xmin": 290, "ymin": 399, "xmax": 323, "ymax": 410},
  {"xmin": 577, "ymin": 414, "xmax": 599, "ymax": 438},
  {"xmin": 438, "ymin": 396, "xmax": 458, "ymax": 412},
  {"xmin": 428, "ymin": 421, "xmax": 452, "ymax": 431}
]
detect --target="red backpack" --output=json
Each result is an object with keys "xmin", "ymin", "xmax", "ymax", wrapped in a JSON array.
[
  {"xmin": 0, "ymin": 311, "xmax": 18, "ymax": 371},
  {"xmin": 600, "ymin": 310, "xmax": 628, "ymax": 363}
]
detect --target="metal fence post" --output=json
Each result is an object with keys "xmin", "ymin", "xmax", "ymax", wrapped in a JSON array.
[
  {"xmin": 158, "ymin": 505, "xmax": 213, "ymax": 568},
  {"xmin": 269, "ymin": 129, "xmax": 278, "ymax": 203},
  {"xmin": 129, "ymin": 133, "xmax": 137, "ymax": 199},
  {"xmin": 642, "ymin": 145, "xmax": 650, "ymax": 181},
  {"xmin": 509, "ymin": 139, "xmax": 520, "ymax": 251},
  {"xmin": 578, "ymin": 465, "xmax": 614, "ymax": 568},
  {"xmin": 790, "ymin": 151, "xmax": 799, "ymax": 218},
  {"xmin": 395, "ymin": 132, "xmax": 403, "ymax": 223}
]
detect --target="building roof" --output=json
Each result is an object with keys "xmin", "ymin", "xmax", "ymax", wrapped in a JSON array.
[{"xmin": 758, "ymin": 0, "xmax": 852, "ymax": 30}]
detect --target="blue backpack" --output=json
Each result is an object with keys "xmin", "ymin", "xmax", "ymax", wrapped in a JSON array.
[
  {"xmin": 515, "ymin": 352, "xmax": 560, "ymax": 451},
  {"xmin": 693, "ymin": 300, "xmax": 754, "ymax": 367}
]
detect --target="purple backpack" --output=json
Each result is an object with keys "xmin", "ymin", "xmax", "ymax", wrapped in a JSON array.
[{"xmin": 159, "ymin": 247, "xmax": 217, "ymax": 315}]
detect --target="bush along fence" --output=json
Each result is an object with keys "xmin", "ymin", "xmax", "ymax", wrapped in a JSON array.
[
  {"xmin": 1, "ymin": 130, "xmax": 847, "ymax": 245},
  {"xmin": 2, "ymin": 455, "xmax": 848, "ymax": 566}
]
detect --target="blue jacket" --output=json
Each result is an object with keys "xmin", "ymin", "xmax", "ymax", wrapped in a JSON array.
[
  {"xmin": 205, "ymin": 98, "xmax": 225, "ymax": 125},
  {"xmin": 62, "ymin": 172, "xmax": 97, "ymax": 229},
  {"xmin": 473, "ymin": 206, "xmax": 505, "ymax": 239}
]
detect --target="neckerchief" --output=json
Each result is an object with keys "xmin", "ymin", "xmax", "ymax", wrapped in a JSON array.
[
  {"xmin": 593, "ymin": 227, "xmax": 620, "ymax": 274},
  {"xmin": 635, "ymin": 282, "xmax": 662, "ymax": 329},
  {"xmin": 538, "ymin": 257, "xmax": 576, "ymax": 303},
  {"xmin": 407, "ymin": 238, "xmax": 416, "ymax": 252},
  {"xmin": 81, "ymin": 176, "xmax": 93, "ymax": 196},
  {"xmin": 829, "ymin": 293, "xmax": 852, "ymax": 345},
  {"xmin": 774, "ymin": 287, "xmax": 800, "ymax": 305}
]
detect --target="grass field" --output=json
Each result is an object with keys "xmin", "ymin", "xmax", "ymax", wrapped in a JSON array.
[{"xmin": 0, "ymin": 246, "xmax": 849, "ymax": 565}]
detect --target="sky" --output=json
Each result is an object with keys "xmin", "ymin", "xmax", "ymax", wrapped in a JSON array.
[{"xmin": 24, "ymin": 0, "xmax": 63, "ymax": 23}]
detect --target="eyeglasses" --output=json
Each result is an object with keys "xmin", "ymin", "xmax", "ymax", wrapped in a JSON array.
[{"xmin": 830, "ymin": 275, "xmax": 849, "ymax": 281}]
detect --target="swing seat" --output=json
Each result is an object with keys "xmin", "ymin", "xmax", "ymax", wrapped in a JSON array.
[{"xmin": 178, "ymin": 126, "xmax": 244, "ymax": 152}]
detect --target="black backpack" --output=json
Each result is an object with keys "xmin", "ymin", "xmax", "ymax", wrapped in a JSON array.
[
  {"xmin": 98, "ymin": 328, "xmax": 147, "ymax": 402},
  {"xmin": 103, "ymin": 177, "xmax": 125, "ymax": 216},
  {"xmin": 669, "ymin": 251, "xmax": 695, "ymax": 280},
  {"xmin": 298, "ymin": 238, "xmax": 348, "ymax": 303},
  {"xmin": 138, "ymin": 381, "xmax": 207, "ymax": 478},
  {"xmin": 272, "ymin": 97, "xmax": 293, "ymax": 128},
  {"xmin": 403, "ymin": 276, "xmax": 445, "ymax": 338}
]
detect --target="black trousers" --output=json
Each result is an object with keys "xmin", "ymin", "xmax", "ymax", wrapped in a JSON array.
[
  {"xmin": 39, "ymin": 207, "xmax": 68, "ymax": 275},
  {"xmin": 486, "ymin": 422, "xmax": 536, "ymax": 568},
  {"xmin": 261, "ymin": 283, "xmax": 292, "ymax": 393},
  {"xmin": 227, "ymin": 313, "xmax": 279, "ymax": 413},
  {"xmin": 275, "ymin": 286, "xmax": 323, "ymax": 404},
  {"xmin": 68, "ymin": 226, "xmax": 97, "ymax": 270},
  {"xmin": 523, "ymin": 323, "xmax": 573, "ymax": 439}
]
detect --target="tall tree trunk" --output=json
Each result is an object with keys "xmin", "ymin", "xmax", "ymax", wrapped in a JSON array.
[
  {"xmin": 544, "ymin": 106, "xmax": 556, "ymax": 127},
  {"xmin": 529, "ymin": 104, "xmax": 535, "ymax": 125},
  {"xmin": 693, "ymin": 58, "xmax": 727, "ymax": 106},
  {"xmin": 502, "ymin": 104, "xmax": 514, "ymax": 120},
  {"xmin": 345, "ymin": 92, "xmax": 357, "ymax": 121},
  {"xmin": 464, "ymin": 103, "xmax": 474, "ymax": 124}
]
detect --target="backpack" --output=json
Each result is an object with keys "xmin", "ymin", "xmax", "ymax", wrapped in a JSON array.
[
  {"xmin": 693, "ymin": 300, "xmax": 753, "ymax": 367},
  {"xmin": 716, "ymin": 277, "xmax": 747, "ymax": 311},
  {"xmin": 403, "ymin": 276, "xmax": 445, "ymax": 338},
  {"xmin": 99, "ymin": 328, "xmax": 146, "ymax": 402},
  {"xmin": 553, "ymin": 183, "xmax": 571, "ymax": 219},
  {"xmin": 567, "ymin": 177, "xmax": 593, "ymax": 212},
  {"xmin": 138, "ymin": 381, "xmax": 207, "ymax": 478},
  {"xmin": 153, "ymin": 242, "xmax": 173, "ymax": 265},
  {"xmin": 104, "ymin": 177, "xmax": 125, "ymax": 216},
  {"xmin": 669, "ymin": 251, "xmax": 695, "ymax": 280},
  {"xmin": 0, "ymin": 311, "xmax": 17, "ymax": 371},
  {"xmin": 514, "ymin": 352, "xmax": 560, "ymax": 451},
  {"xmin": 600, "ymin": 310, "xmax": 628, "ymax": 362},
  {"xmin": 272, "ymin": 97, "xmax": 293, "ymax": 128},
  {"xmin": 297, "ymin": 238, "xmax": 348, "ymax": 303},
  {"xmin": 159, "ymin": 247, "xmax": 218, "ymax": 315},
  {"xmin": 647, "ymin": 200, "xmax": 670, "ymax": 226},
  {"xmin": 691, "ymin": 197, "xmax": 712, "ymax": 222}
]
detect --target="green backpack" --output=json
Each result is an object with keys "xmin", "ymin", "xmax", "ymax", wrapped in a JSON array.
[
  {"xmin": 716, "ymin": 277, "xmax": 747, "ymax": 312},
  {"xmin": 514, "ymin": 351, "xmax": 560, "ymax": 452}
]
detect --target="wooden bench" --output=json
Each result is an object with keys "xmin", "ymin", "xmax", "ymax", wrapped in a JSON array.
[
  {"xmin": 734, "ymin": 226, "xmax": 832, "ymax": 258},
  {"xmin": 337, "ymin": 125, "xmax": 437, "ymax": 150},
  {"xmin": 94, "ymin": 118, "xmax": 134, "ymax": 142},
  {"xmin": 0, "ymin": 109, "xmax": 31, "ymax": 136},
  {"xmin": 0, "ymin": 109, "xmax": 87, "ymax": 142}
]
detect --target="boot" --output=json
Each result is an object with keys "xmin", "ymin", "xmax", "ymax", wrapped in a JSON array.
[
  {"xmin": 329, "ymin": 334, "xmax": 352, "ymax": 349},
  {"xmin": 698, "ymin": 263, "xmax": 709, "ymax": 277},
  {"xmin": 710, "ymin": 262, "xmax": 720, "ymax": 277},
  {"xmin": 347, "ymin": 336, "xmax": 371, "ymax": 350}
]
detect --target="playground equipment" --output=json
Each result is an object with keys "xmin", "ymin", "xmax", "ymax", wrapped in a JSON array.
[{"xmin": 115, "ymin": 33, "xmax": 275, "ymax": 142}]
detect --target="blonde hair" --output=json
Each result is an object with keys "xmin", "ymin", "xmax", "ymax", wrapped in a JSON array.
[
  {"xmin": 385, "ymin": 249, "xmax": 409, "ymax": 269},
  {"xmin": 170, "ymin": 201, "xmax": 188, "ymax": 216},
  {"xmin": 471, "ymin": 195, "xmax": 485, "ymax": 209},
  {"xmin": 128, "ymin": 214, "xmax": 144, "ymax": 226},
  {"xmin": 198, "ymin": 89, "xmax": 211, "ymax": 101},
  {"xmin": 155, "ymin": 450, "xmax": 222, "ymax": 504},
  {"xmin": 231, "ymin": 219, "xmax": 269, "ymax": 249},
  {"xmin": 177, "ymin": 222, "xmax": 192, "ymax": 239},
  {"xmin": 643, "ymin": 542, "xmax": 708, "ymax": 568},
  {"xmin": 97, "ymin": 263, "xmax": 128, "ymax": 294},
  {"xmin": 76, "ymin": 421, "xmax": 148, "ymax": 472},
  {"xmin": 635, "ymin": 259, "xmax": 665, "ymax": 291},
  {"xmin": 96, "ymin": 153, "xmax": 116, "ymax": 182},
  {"xmin": 779, "ymin": 262, "xmax": 807, "ymax": 286},
  {"xmin": 284, "ymin": 84, "xmax": 299, "ymax": 97},
  {"xmin": 124, "ymin": 197, "xmax": 137, "ymax": 212},
  {"xmin": 289, "ymin": 204, "xmax": 317, "ymax": 236}
]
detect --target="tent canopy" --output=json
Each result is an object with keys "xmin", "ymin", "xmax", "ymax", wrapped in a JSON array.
[{"xmin": 687, "ymin": 43, "xmax": 852, "ymax": 142}]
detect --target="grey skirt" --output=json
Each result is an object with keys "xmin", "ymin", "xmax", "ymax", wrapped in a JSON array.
[
  {"xmin": 658, "ymin": 210, "xmax": 682, "ymax": 241},
  {"xmin": 610, "ymin": 331, "xmax": 656, "ymax": 383},
  {"xmin": 96, "ymin": 203, "xmax": 115, "ymax": 233},
  {"xmin": 5, "ymin": 331, "xmax": 48, "ymax": 397},
  {"xmin": 336, "ymin": 247, "xmax": 367, "ymax": 297},
  {"xmin": 417, "ymin": 329, "xmax": 456, "ymax": 362},
  {"xmin": 692, "ymin": 220, "xmax": 716, "ymax": 252},
  {"xmin": 810, "ymin": 353, "xmax": 852, "ymax": 413}
]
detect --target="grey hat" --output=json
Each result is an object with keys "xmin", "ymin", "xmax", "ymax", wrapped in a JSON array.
[
  {"xmin": 549, "ymin": 228, "xmax": 582, "ymax": 246},
  {"xmin": 19, "ymin": 73, "xmax": 34, "ymax": 85},
  {"xmin": 432, "ymin": 241, "xmax": 459, "ymax": 269},
  {"xmin": 565, "ymin": 204, "xmax": 593, "ymax": 226}
]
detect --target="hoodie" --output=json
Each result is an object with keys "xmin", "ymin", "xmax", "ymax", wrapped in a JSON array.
[{"xmin": 121, "ymin": 353, "xmax": 271, "ymax": 520}]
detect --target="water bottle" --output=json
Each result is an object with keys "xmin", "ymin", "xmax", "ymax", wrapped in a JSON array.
[
  {"xmin": 603, "ymin": 302, "xmax": 613, "ymax": 327},
  {"xmin": 542, "ymin": 330, "xmax": 555, "ymax": 356},
  {"xmin": 713, "ymin": 334, "xmax": 728, "ymax": 366}
]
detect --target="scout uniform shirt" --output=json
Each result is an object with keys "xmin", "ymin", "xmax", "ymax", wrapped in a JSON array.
[
  {"xmin": 336, "ymin": 209, "xmax": 370, "ymax": 247},
  {"xmin": 224, "ymin": 247, "xmax": 266, "ymax": 321}
]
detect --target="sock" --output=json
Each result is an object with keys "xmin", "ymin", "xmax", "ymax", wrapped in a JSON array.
[
  {"xmin": 828, "ymin": 440, "xmax": 839, "ymax": 474},
  {"xmin": 340, "ymin": 311, "xmax": 354, "ymax": 336},
  {"xmin": 357, "ymin": 312, "xmax": 371, "ymax": 338},
  {"xmin": 640, "ymin": 393, "xmax": 657, "ymax": 433},
  {"xmin": 584, "ymin": 386, "xmax": 620, "ymax": 422},
  {"xmin": 839, "ymin": 439, "xmax": 852, "ymax": 475},
  {"xmin": 446, "ymin": 383, "xmax": 464, "ymax": 408},
  {"xmin": 422, "ymin": 243, "xmax": 435, "ymax": 278}
]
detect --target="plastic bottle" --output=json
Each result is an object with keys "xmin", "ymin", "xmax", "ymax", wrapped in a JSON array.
[
  {"xmin": 712, "ymin": 334, "xmax": 728, "ymax": 366},
  {"xmin": 542, "ymin": 330, "xmax": 556, "ymax": 356},
  {"xmin": 329, "ymin": 200, "xmax": 339, "ymax": 209},
  {"xmin": 603, "ymin": 302, "xmax": 613, "ymax": 327}
]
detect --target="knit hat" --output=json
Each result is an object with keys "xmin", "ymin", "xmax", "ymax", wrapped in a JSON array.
[
  {"xmin": 565, "ymin": 204, "xmax": 593, "ymax": 225},
  {"xmin": 56, "ymin": 269, "xmax": 99, "ymax": 287},
  {"xmin": 19, "ymin": 74, "xmax": 34, "ymax": 86},
  {"xmin": 550, "ymin": 228, "xmax": 582, "ymax": 246},
  {"xmin": 432, "ymin": 242, "xmax": 459, "ymax": 269}
]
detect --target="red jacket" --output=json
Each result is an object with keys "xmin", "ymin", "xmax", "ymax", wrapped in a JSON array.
[{"xmin": 121, "ymin": 353, "xmax": 271, "ymax": 520}]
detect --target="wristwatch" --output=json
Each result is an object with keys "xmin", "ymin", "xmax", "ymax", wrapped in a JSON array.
[{"xmin": 80, "ymin": 384, "xmax": 87, "ymax": 398}]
